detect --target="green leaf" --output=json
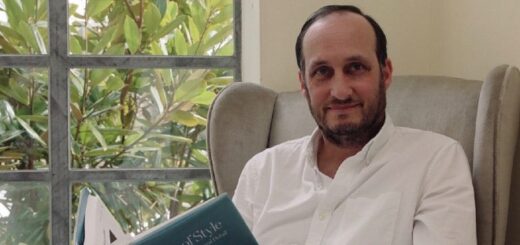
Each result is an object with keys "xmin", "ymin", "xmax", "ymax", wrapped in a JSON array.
[
  {"xmin": 156, "ymin": 69, "xmax": 173, "ymax": 86},
  {"xmin": 69, "ymin": 36, "xmax": 82, "ymax": 54},
  {"xmin": 70, "ymin": 103, "xmax": 82, "ymax": 121},
  {"xmin": 17, "ymin": 21, "xmax": 40, "ymax": 53},
  {"xmin": 191, "ymin": 149, "xmax": 209, "ymax": 164},
  {"xmin": 85, "ymin": 145, "xmax": 121, "ymax": 157},
  {"xmin": 0, "ymin": 35, "xmax": 19, "ymax": 53},
  {"xmin": 15, "ymin": 117, "xmax": 46, "ymax": 146},
  {"xmin": 69, "ymin": 70, "xmax": 85, "ymax": 99},
  {"xmin": 209, "ymin": 0, "xmax": 224, "ymax": 9},
  {"xmin": 174, "ymin": 29, "xmax": 187, "ymax": 55},
  {"xmin": 86, "ymin": 0, "xmax": 113, "ymax": 18},
  {"xmin": 174, "ymin": 79, "xmax": 205, "ymax": 102},
  {"xmin": 124, "ymin": 15, "xmax": 141, "ymax": 54},
  {"xmin": 32, "ymin": 24, "xmax": 47, "ymax": 54},
  {"xmin": 90, "ymin": 69, "xmax": 115, "ymax": 86},
  {"xmin": 190, "ymin": 91, "xmax": 216, "ymax": 105},
  {"xmin": 207, "ymin": 76, "xmax": 233, "ymax": 85},
  {"xmin": 105, "ymin": 76, "xmax": 125, "ymax": 91},
  {"xmin": 154, "ymin": 0, "xmax": 168, "ymax": 18},
  {"xmin": 154, "ymin": 15, "xmax": 186, "ymax": 40},
  {"xmin": 212, "ymin": 4, "xmax": 233, "ymax": 23},
  {"xmin": 0, "ymin": 130, "xmax": 23, "ymax": 144},
  {"xmin": 188, "ymin": 17, "xmax": 200, "ymax": 42},
  {"xmin": 146, "ymin": 133, "xmax": 192, "ymax": 143},
  {"xmin": 0, "ymin": 78, "xmax": 30, "ymax": 105},
  {"xmin": 202, "ymin": 22, "xmax": 233, "ymax": 51},
  {"xmin": 105, "ymin": 43, "xmax": 125, "ymax": 55},
  {"xmin": 21, "ymin": 0, "xmax": 37, "ymax": 20},
  {"xmin": 128, "ymin": 147, "xmax": 160, "ymax": 153},
  {"xmin": 149, "ymin": 41, "xmax": 165, "ymax": 55},
  {"xmin": 170, "ymin": 111, "xmax": 205, "ymax": 127},
  {"xmin": 3, "ymin": 0, "xmax": 24, "ymax": 28},
  {"xmin": 149, "ymin": 86, "xmax": 164, "ymax": 114},
  {"xmin": 0, "ymin": 25, "xmax": 25, "ymax": 44},
  {"xmin": 143, "ymin": 3, "xmax": 162, "ymax": 36},
  {"xmin": 92, "ymin": 25, "xmax": 117, "ymax": 54},
  {"xmin": 37, "ymin": 0, "xmax": 48, "ymax": 20},
  {"xmin": 86, "ymin": 121, "xmax": 108, "ymax": 151},
  {"xmin": 0, "ymin": 100, "xmax": 16, "ymax": 120},
  {"xmin": 216, "ymin": 40, "xmax": 233, "ymax": 56},
  {"xmin": 133, "ymin": 77, "xmax": 150, "ymax": 89},
  {"xmin": 17, "ymin": 115, "xmax": 47, "ymax": 123}
]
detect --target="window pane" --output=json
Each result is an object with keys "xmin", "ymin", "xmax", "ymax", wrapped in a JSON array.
[
  {"xmin": 0, "ymin": 0, "xmax": 49, "ymax": 54},
  {"xmin": 71, "ymin": 180, "xmax": 215, "ymax": 238},
  {"xmin": 0, "ymin": 182, "xmax": 50, "ymax": 245},
  {"xmin": 68, "ymin": 0, "xmax": 234, "ymax": 56},
  {"xmin": 69, "ymin": 68, "xmax": 232, "ymax": 169},
  {"xmin": 0, "ymin": 68, "xmax": 49, "ymax": 171}
]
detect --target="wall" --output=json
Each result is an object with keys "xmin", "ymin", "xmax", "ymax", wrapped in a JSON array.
[
  {"xmin": 436, "ymin": 0, "xmax": 520, "ymax": 79},
  {"xmin": 242, "ymin": 0, "xmax": 520, "ymax": 92}
]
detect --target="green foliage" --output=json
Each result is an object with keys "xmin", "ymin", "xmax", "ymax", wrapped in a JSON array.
[
  {"xmin": 0, "ymin": 0, "xmax": 48, "ymax": 54},
  {"xmin": 0, "ymin": 183, "xmax": 50, "ymax": 245},
  {"xmin": 68, "ymin": 0, "xmax": 234, "ymax": 56},
  {"xmin": 0, "ymin": 68, "xmax": 49, "ymax": 170},
  {"xmin": 0, "ymin": 0, "xmax": 235, "ymax": 243}
]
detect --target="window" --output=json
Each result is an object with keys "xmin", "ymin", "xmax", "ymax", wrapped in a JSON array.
[{"xmin": 0, "ymin": 0, "xmax": 240, "ymax": 244}]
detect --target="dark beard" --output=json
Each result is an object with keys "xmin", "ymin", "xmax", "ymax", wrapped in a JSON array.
[
  {"xmin": 307, "ymin": 76, "xmax": 387, "ymax": 148},
  {"xmin": 319, "ymin": 107, "xmax": 385, "ymax": 148}
]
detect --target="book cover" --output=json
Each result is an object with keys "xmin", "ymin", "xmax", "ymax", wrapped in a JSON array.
[
  {"xmin": 131, "ymin": 194, "xmax": 258, "ymax": 245},
  {"xmin": 73, "ymin": 189, "xmax": 257, "ymax": 245},
  {"xmin": 73, "ymin": 188, "xmax": 133, "ymax": 245},
  {"xmin": 73, "ymin": 188, "xmax": 89, "ymax": 245}
]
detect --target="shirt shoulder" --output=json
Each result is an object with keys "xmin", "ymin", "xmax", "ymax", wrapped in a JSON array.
[
  {"xmin": 244, "ymin": 135, "xmax": 312, "ymax": 172},
  {"xmin": 394, "ymin": 126, "xmax": 460, "ymax": 148}
]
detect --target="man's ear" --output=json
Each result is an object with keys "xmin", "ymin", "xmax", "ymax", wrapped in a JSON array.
[
  {"xmin": 382, "ymin": 59, "xmax": 393, "ymax": 90},
  {"xmin": 298, "ymin": 70, "xmax": 308, "ymax": 97}
]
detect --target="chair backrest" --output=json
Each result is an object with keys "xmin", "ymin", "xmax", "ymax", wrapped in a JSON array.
[{"xmin": 207, "ymin": 65, "xmax": 520, "ymax": 245}]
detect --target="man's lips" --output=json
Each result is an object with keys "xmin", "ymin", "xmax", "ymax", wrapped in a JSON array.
[{"xmin": 326, "ymin": 102, "xmax": 361, "ymax": 111}]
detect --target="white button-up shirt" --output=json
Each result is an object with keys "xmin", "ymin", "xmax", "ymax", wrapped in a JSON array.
[{"xmin": 233, "ymin": 117, "xmax": 476, "ymax": 245}]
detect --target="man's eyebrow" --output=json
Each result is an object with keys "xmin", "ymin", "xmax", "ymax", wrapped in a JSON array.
[
  {"xmin": 308, "ymin": 60, "xmax": 329, "ymax": 69},
  {"xmin": 344, "ymin": 55, "xmax": 369, "ymax": 62}
]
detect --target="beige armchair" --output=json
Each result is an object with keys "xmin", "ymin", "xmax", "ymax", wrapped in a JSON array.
[{"xmin": 207, "ymin": 65, "xmax": 520, "ymax": 245}]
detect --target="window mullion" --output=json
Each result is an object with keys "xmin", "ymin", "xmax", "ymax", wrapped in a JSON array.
[
  {"xmin": 233, "ymin": 0, "xmax": 242, "ymax": 82},
  {"xmin": 49, "ymin": 0, "xmax": 71, "ymax": 244},
  {"xmin": 67, "ymin": 56, "xmax": 237, "ymax": 68}
]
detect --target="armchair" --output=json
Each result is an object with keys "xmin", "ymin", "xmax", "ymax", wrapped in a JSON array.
[{"xmin": 207, "ymin": 65, "xmax": 520, "ymax": 245}]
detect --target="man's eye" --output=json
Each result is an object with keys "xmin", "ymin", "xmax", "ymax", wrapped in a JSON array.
[
  {"xmin": 312, "ymin": 66, "xmax": 333, "ymax": 79},
  {"xmin": 346, "ymin": 63, "xmax": 367, "ymax": 74}
]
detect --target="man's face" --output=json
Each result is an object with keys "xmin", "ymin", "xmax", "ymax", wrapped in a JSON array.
[{"xmin": 298, "ymin": 12, "xmax": 393, "ymax": 146}]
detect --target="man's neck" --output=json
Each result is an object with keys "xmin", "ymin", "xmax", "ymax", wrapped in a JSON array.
[{"xmin": 317, "ymin": 136, "xmax": 363, "ymax": 178}]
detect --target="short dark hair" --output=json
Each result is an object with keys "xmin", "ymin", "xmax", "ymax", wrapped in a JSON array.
[{"xmin": 295, "ymin": 5, "xmax": 388, "ymax": 70}]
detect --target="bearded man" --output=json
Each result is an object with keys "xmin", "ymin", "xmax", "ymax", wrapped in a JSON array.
[{"xmin": 232, "ymin": 5, "xmax": 476, "ymax": 245}]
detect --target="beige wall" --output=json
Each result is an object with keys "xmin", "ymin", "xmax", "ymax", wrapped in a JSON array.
[{"xmin": 242, "ymin": 0, "xmax": 520, "ymax": 92}]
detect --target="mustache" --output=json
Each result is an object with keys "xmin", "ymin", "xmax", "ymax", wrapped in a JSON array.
[{"xmin": 325, "ymin": 97, "xmax": 361, "ymax": 108}]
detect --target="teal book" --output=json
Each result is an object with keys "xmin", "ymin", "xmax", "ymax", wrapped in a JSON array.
[
  {"xmin": 131, "ymin": 194, "xmax": 258, "ymax": 245},
  {"xmin": 73, "ymin": 188, "xmax": 90, "ymax": 245},
  {"xmin": 73, "ymin": 189, "xmax": 257, "ymax": 245}
]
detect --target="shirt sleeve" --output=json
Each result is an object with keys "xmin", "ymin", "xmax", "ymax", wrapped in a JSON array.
[
  {"xmin": 232, "ymin": 157, "xmax": 259, "ymax": 230},
  {"xmin": 413, "ymin": 142, "xmax": 477, "ymax": 245}
]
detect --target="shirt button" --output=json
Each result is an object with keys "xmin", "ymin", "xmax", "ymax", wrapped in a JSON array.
[{"xmin": 319, "ymin": 211, "xmax": 329, "ymax": 221}]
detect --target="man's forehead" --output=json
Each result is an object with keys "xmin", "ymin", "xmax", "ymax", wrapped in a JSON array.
[
  {"xmin": 302, "ymin": 12, "xmax": 377, "ymax": 64},
  {"xmin": 305, "ymin": 12, "xmax": 375, "ymax": 45}
]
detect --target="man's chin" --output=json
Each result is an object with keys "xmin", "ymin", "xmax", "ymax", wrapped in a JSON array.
[
  {"xmin": 327, "ymin": 123, "xmax": 363, "ymax": 135},
  {"xmin": 327, "ymin": 119, "xmax": 363, "ymax": 131}
]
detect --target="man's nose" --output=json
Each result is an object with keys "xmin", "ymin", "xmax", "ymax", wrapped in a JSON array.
[{"xmin": 330, "ymin": 75, "xmax": 353, "ymax": 100}]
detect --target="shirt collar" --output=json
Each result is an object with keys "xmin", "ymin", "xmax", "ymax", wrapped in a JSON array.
[{"xmin": 306, "ymin": 114, "xmax": 395, "ymax": 167}]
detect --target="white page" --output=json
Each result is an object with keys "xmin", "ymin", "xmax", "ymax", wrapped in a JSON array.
[{"xmin": 84, "ymin": 195, "xmax": 133, "ymax": 245}]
